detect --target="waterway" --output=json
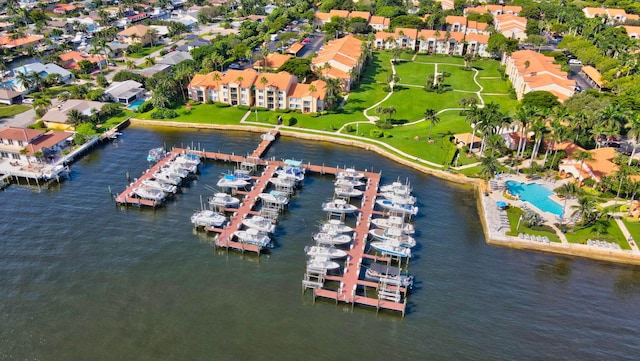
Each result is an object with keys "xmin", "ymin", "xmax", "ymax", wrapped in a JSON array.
[{"xmin": 1, "ymin": 126, "xmax": 640, "ymax": 360}]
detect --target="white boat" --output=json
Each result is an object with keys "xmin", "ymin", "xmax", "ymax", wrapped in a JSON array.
[
  {"xmin": 208, "ymin": 193, "xmax": 240, "ymax": 208},
  {"xmin": 191, "ymin": 210, "xmax": 226, "ymax": 228},
  {"xmin": 160, "ymin": 164, "xmax": 189, "ymax": 178},
  {"xmin": 175, "ymin": 153, "xmax": 201, "ymax": 166},
  {"xmin": 142, "ymin": 179, "xmax": 177, "ymax": 194},
  {"xmin": 380, "ymin": 180, "xmax": 412, "ymax": 197},
  {"xmin": 147, "ymin": 147, "xmax": 166, "ymax": 162},
  {"xmin": 322, "ymin": 199, "xmax": 358, "ymax": 214},
  {"xmin": 369, "ymin": 228, "xmax": 416, "ymax": 248},
  {"xmin": 313, "ymin": 231, "xmax": 352, "ymax": 246},
  {"xmin": 334, "ymin": 185, "xmax": 363, "ymax": 198},
  {"xmin": 42, "ymin": 164, "xmax": 66, "ymax": 180},
  {"xmin": 276, "ymin": 159, "xmax": 305, "ymax": 182},
  {"xmin": 305, "ymin": 245, "xmax": 348, "ymax": 259},
  {"xmin": 370, "ymin": 241, "xmax": 412, "ymax": 258},
  {"xmin": 261, "ymin": 132, "xmax": 276, "ymax": 141},
  {"xmin": 306, "ymin": 256, "xmax": 341, "ymax": 270},
  {"xmin": 233, "ymin": 168, "xmax": 252, "ymax": 181},
  {"xmin": 365, "ymin": 263, "xmax": 414, "ymax": 288},
  {"xmin": 258, "ymin": 191, "xmax": 289, "ymax": 206},
  {"xmin": 217, "ymin": 174, "xmax": 250, "ymax": 189},
  {"xmin": 380, "ymin": 192, "xmax": 416, "ymax": 205},
  {"xmin": 169, "ymin": 159, "xmax": 197, "ymax": 173},
  {"xmin": 336, "ymin": 168, "xmax": 365, "ymax": 179},
  {"xmin": 371, "ymin": 216, "xmax": 415, "ymax": 235},
  {"xmin": 269, "ymin": 176, "xmax": 297, "ymax": 188},
  {"xmin": 320, "ymin": 219, "xmax": 353, "ymax": 234},
  {"xmin": 153, "ymin": 171, "xmax": 182, "ymax": 185},
  {"xmin": 233, "ymin": 228, "xmax": 272, "ymax": 248},
  {"xmin": 132, "ymin": 186, "xmax": 166, "ymax": 202},
  {"xmin": 334, "ymin": 178, "xmax": 364, "ymax": 188},
  {"xmin": 242, "ymin": 215, "xmax": 276, "ymax": 233},
  {"xmin": 375, "ymin": 199, "xmax": 418, "ymax": 216}
]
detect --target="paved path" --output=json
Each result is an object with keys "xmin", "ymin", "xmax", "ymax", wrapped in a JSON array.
[{"xmin": 0, "ymin": 108, "xmax": 35, "ymax": 129}]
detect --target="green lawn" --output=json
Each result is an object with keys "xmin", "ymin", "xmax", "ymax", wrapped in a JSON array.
[
  {"xmin": 127, "ymin": 44, "xmax": 166, "ymax": 59},
  {"xmin": 565, "ymin": 220, "xmax": 630, "ymax": 250},
  {"xmin": 482, "ymin": 95, "xmax": 519, "ymax": 114},
  {"xmin": 395, "ymin": 62, "xmax": 434, "ymax": 86},
  {"xmin": 369, "ymin": 52, "xmax": 393, "ymax": 83},
  {"xmin": 379, "ymin": 88, "xmax": 478, "ymax": 122},
  {"xmin": 439, "ymin": 64, "xmax": 480, "ymax": 92},
  {"xmin": 622, "ymin": 217, "xmax": 640, "ymax": 244},
  {"xmin": 505, "ymin": 206, "xmax": 562, "ymax": 242},
  {"xmin": 0, "ymin": 104, "xmax": 30, "ymax": 118},
  {"xmin": 472, "ymin": 59, "xmax": 504, "ymax": 78},
  {"xmin": 134, "ymin": 103, "xmax": 248, "ymax": 124},
  {"xmin": 413, "ymin": 54, "xmax": 465, "ymax": 65},
  {"xmin": 477, "ymin": 78, "xmax": 512, "ymax": 94}
]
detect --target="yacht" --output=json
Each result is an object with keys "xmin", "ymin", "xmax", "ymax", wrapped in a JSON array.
[
  {"xmin": 375, "ymin": 199, "xmax": 418, "ymax": 216},
  {"xmin": 380, "ymin": 192, "xmax": 416, "ymax": 205},
  {"xmin": 160, "ymin": 164, "xmax": 189, "ymax": 179},
  {"xmin": 322, "ymin": 199, "xmax": 358, "ymax": 214},
  {"xmin": 336, "ymin": 168, "xmax": 365, "ymax": 180},
  {"xmin": 191, "ymin": 210, "xmax": 226, "ymax": 228},
  {"xmin": 208, "ymin": 193, "xmax": 240, "ymax": 209},
  {"xmin": 242, "ymin": 215, "xmax": 276, "ymax": 234},
  {"xmin": 276, "ymin": 159, "xmax": 305, "ymax": 182},
  {"xmin": 258, "ymin": 191, "xmax": 289, "ymax": 206},
  {"xmin": 380, "ymin": 180, "xmax": 412, "ymax": 197},
  {"xmin": 334, "ymin": 178, "xmax": 364, "ymax": 188},
  {"xmin": 334, "ymin": 185, "xmax": 363, "ymax": 198},
  {"xmin": 217, "ymin": 174, "xmax": 250, "ymax": 189},
  {"xmin": 320, "ymin": 219, "xmax": 353, "ymax": 234},
  {"xmin": 306, "ymin": 256, "xmax": 341, "ymax": 271},
  {"xmin": 153, "ymin": 171, "xmax": 182, "ymax": 186},
  {"xmin": 313, "ymin": 231, "xmax": 352, "ymax": 246},
  {"xmin": 147, "ymin": 147, "xmax": 166, "ymax": 162},
  {"xmin": 365, "ymin": 263, "xmax": 414, "ymax": 288},
  {"xmin": 132, "ymin": 186, "xmax": 166, "ymax": 202}
]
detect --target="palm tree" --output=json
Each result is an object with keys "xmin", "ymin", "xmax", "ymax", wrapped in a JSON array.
[
  {"xmin": 67, "ymin": 109, "xmax": 86, "ymax": 126},
  {"xmin": 391, "ymin": 46, "xmax": 402, "ymax": 63},
  {"xmin": 424, "ymin": 108, "xmax": 440, "ymax": 140},
  {"xmin": 571, "ymin": 197, "xmax": 597, "ymax": 227},
  {"xmin": 572, "ymin": 150, "xmax": 593, "ymax": 182},
  {"xmin": 125, "ymin": 60, "xmax": 135, "ymax": 70},
  {"xmin": 480, "ymin": 155, "xmax": 501, "ymax": 184},
  {"xmin": 556, "ymin": 181, "xmax": 579, "ymax": 219},
  {"xmin": 260, "ymin": 46, "xmax": 270, "ymax": 72},
  {"xmin": 625, "ymin": 113, "xmax": 640, "ymax": 165},
  {"xmin": 143, "ymin": 57, "xmax": 156, "ymax": 67},
  {"xmin": 147, "ymin": 27, "xmax": 157, "ymax": 47},
  {"xmin": 528, "ymin": 118, "xmax": 548, "ymax": 166},
  {"xmin": 212, "ymin": 72, "xmax": 222, "ymax": 100},
  {"xmin": 15, "ymin": 71, "xmax": 33, "ymax": 91},
  {"xmin": 514, "ymin": 105, "xmax": 538, "ymax": 160}
]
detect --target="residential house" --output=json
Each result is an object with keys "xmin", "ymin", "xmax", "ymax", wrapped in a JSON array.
[
  {"xmin": 0, "ymin": 34, "xmax": 44, "ymax": 50},
  {"xmin": 188, "ymin": 69, "xmax": 258, "ymax": 106},
  {"xmin": 559, "ymin": 146, "xmax": 619, "ymax": 182},
  {"xmin": 104, "ymin": 80, "xmax": 146, "ymax": 104},
  {"xmin": 127, "ymin": 12, "xmax": 150, "ymax": 23},
  {"xmin": 176, "ymin": 36, "xmax": 211, "ymax": 52},
  {"xmin": 0, "ymin": 127, "xmax": 72, "ymax": 164},
  {"xmin": 622, "ymin": 25, "xmax": 640, "ymax": 39},
  {"xmin": 0, "ymin": 89, "xmax": 23, "ymax": 105},
  {"xmin": 369, "ymin": 15, "xmax": 390, "ymax": 31},
  {"xmin": 494, "ymin": 14, "xmax": 527, "ymax": 40},
  {"xmin": 583, "ymin": 7, "xmax": 640, "ymax": 24},
  {"xmin": 117, "ymin": 25, "xmax": 152, "ymax": 46},
  {"xmin": 53, "ymin": 3, "xmax": 79, "ymax": 14},
  {"xmin": 58, "ymin": 51, "xmax": 106, "ymax": 70},
  {"xmin": 453, "ymin": 133, "xmax": 482, "ymax": 149},
  {"xmin": 134, "ymin": 63, "xmax": 172, "ymax": 77},
  {"xmin": 502, "ymin": 50, "xmax": 575, "ymax": 102},
  {"xmin": 41, "ymin": 99, "xmax": 107, "ymax": 130},
  {"xmin": 157, "ymin": 50, "xmax": 193, "ymax": 66},
  {"xmin": 253, "ymin": 53, "xmax": 292, "ymax": 72},
  {"xmin": 311, "ymin": 34, "xmax": 363, "ymax": 91},
  {"xmin": 46, "ymin": 19, "xmax": 73, "ymax": 34},
  {"xmin": 439, "ymin": 0, "xmax": 454, "ymax": 10},
  {"xmin": 13, "ymin": 62, "xmax": 73, "ymax": 91},
  {"xmin": 287, "ymin": 80, "xmax": 326, "ymax": 113}
]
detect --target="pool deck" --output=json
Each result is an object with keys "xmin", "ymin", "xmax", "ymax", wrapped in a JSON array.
[{"xmin": 480, "ymin": 172, "xmax": 640, "ymax": 265}]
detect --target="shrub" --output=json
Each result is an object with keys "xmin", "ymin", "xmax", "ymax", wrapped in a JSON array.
[
  {"xmin": 309, "ymin": 112, "xmax": 318, "ymax": 118},
  {"xmin": 284, "ymin": 116, "xmax": 296, "ymax": 126},
  {"xmin": 159, "ymin": 50, "xmax": 168, "ymax": 56},
  {"xmin": 138, "ymin": 101, "xmax": 154, "ymax": 113},
  {"xmin": 237, "ymin": 105, "xmax": 250, "ymax": 110},
  {"xmin": 28, "ymin": 120, "xmax": 46, "ymax": 129},
  {"xmin": 385, "ymin": 132, "xmax": 393, "ymax": 138},
  {"xmin": 442, "ymin": 71, "xmax": 451, "ymax": 77},
  {"xmin": 163, "ymin": 109, "xmax": 178, "ymax": 118},
  {"xmin": 375, "ymin": 120, "xmax": 393, "ymax": 129},
  {"xmin": 214, "ymin": 102, "xmax": 231, "ymax": 108},
  {"xmin": 370, "ymin": 129, "xmax": 384, "ymax": 138},
  {"xmin": 150, "ymin": 109, "xmax": 178, "ymax": 119},
  {"xmin": 206, "ymin": 99, "xmax": 214, "ymax": 104},
  {"xmin": 345, "ymin": 124, "xmax": 356, "ymax": 132}
]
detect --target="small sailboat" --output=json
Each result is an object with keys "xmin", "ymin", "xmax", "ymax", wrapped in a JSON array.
[
  {"xmin": 322, "ymin": 199, "xmax": 358, "ymax": 214},
  {"xmin": 242, "ymin": 215, "xmax": 276, "ymax": 233}
]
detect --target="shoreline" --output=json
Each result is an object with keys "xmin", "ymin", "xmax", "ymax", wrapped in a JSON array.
[{"xmin": 128, "ymin": 119, "xmax": 640, "ymax": 266}]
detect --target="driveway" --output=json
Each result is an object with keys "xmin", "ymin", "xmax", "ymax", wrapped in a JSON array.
[
  {"xmin": 0, "ymin": 107, "xmax": 35, "ymax": 129},
  {"xmin": 297, "ymin": 32, "xmax": 325, "ymax": 58},
  {"xmin": 567, "ymin": 65, "xmax": 593, "ymax": 92}
]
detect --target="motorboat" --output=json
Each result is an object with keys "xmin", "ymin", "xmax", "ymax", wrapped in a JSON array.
[
  {"xmin": 320, "ymin": 219, "xmax": 353, "ymax": 234},
  {"xmin": 233, "ymin": 168, "xmax": 252, "ymax": 181},
  {"xmin": 191, "ymin": 210, "xmax": 226, "ymax": 228},
  {"xmin": 208, "ymin": 192, "xmax": 240, "ymax": 208},
  {"xmin": 334, "ymin": 178, "xmax": 364, "ymax": 188},
  {"xmin": 261, "ymin": 132, "xmax": 276, "ymax": 141},
  {"xmin": 269, "ymin": 176, "xmax": 297, "ymax": 188},
  {"xmin": 365, "ymin": 263, "xmax": 414, "ymax": 288},
  {"xmin": 380, "ymin": 192, "xmax": 416, "ymax": 205},
  {"xmin": 175, "ymin": 153, "xmax": 201, "ymax": 166},
  {"xmin": 132, "ymin": 186, "xmax": 166, "ymax": 202},
  {"xmin": 42, "ymin": 164, "xmax": 66, "ymax": 180},
  {"xmin": 375, "ymin": 199, "xmax": 418, "ymax": 216},
  {"xmin": 153, "ymin": 171, "xmax": 182, "ymax": 186},
  {"xmin": 306, "ymin": 256, "xmax": 341, "ymax": 270},
  {"xmin": 217, "ymin": 174, "xmax": 250, "ymax": 189},
  {"xmin": 233, "ymin": 228, "xmax": 272, "ymax": 248},
  {"xmin": 322, "ymin": 199, "xmax": 358, "ymax": 214},
  {"xmin": 304, "ymin": 245, "xmax": 348, "ymax": 259},
  {"xmin": 369, "ymin": 227, "xmax": 416, "ymax": 248},
  {"xmin": 160, "ymin": 164, "xmax": 189, "ymax": 179},
  {"xmin": 380, "ymin": 180, "xmax": 412, "ymax": 197},
  {"xmin": 147, "ymin": 147, "xmax": 166, "ymax": 162},
  {"xmin": 336, "ymin": 168, "xmax": 365, "ymax": 180},
  {"xmin": 334, "ymin": 185, "xmax": 363, "ymax": 198},
  {"xmin": 258, "ymin": 191, "xmax": 289, "ymax": 206},
  {"xmin": 276, "ymin": 159, "xmax": 305, "ymax": 182},
  {"xmin": 242, "ymin": 215, "xmax": 276, "ymax": 234},
  {"xmin": 371, "ymin": 216, "xmax": 415, "ymax": 235},
  {"xmin": 169, "ymin": 158, "xmax": 197, "ymax": 173},
  {"xmin": 313, "ymin": 231, "xmax": 352, "ymax": 246},
  {"xmin": 370, "ymin": 241, "xmax": 412, "ymax": 258},
  {"xmin": 142, "ymin": 179, "xmax": 177, "ymax": 194}
]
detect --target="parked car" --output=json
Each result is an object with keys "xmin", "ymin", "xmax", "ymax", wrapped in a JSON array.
[
  {"xmin": 302, "ymin": 38, "xmax": 311, "ymax": 44},
  {"xmin": 574, "ymin": 85, "xmax": 582, "ymax": 92},
  {"xmin": 22, "ymin": 98, "xmax": 34, "ymax": 104},
  {"xmin": 568, "ymin": 59, "xmax": 582, "ymax": 65},
  {"xmin": 228, "ymin": 63, "xmax": 241, "ymax": 70}
]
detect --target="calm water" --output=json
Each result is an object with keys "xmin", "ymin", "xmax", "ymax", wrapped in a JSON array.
[{"xmin": 1, "ymin": 126, "xmax": 640, "ymax": 360}]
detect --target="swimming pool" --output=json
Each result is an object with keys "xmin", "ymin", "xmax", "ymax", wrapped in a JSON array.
[
  {"xmin": 505, "ymin": 180, "xmax": 563, "ymax": 216},
  {"xmin": 128, "ymin": 99, "xmax": 145, "ymax": 110}
]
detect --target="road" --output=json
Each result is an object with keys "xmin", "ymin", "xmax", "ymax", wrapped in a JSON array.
[{"xmin": 568, "ymin": 64, "xmax": 593, "ymax": 92}]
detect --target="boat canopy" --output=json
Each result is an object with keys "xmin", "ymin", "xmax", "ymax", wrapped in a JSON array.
[
  {"xmin": 284, "ymin": 159, "xmax": 302, "ymax": 167},
  {"xmin": 370, "ymin": 263, "xmax": 401, "ymax": 277}
]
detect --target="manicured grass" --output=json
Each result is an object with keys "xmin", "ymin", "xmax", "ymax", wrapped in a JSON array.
[
  {"xmin": 477, "ymin": 77, "xmax": 512, "ymax": 94},
  {"xmin": 622, "ymin": 216, "xmax": 640, "ymax": 244},
  {"xmin": 413, "ymin": 54, "xmax": 465, "ymax": 65},
  {"xmin": 482, "ymin": 95, "xmax": 519, "ymax": 113},
  {"xmin": 0, "ymin": 104, "xmax": 30, "ymax": 118},
  {"xmin": 127, "ymin": 44, "xmax": 166, "ymax": 59},
  {"xmin": 472, "ymin": 59, "xmax": 504, "ymax": 78},
  {"xmin": 134, "ymin": 103, "xmax": 248, "ymax": 124},
  {"xmin": 439, "ymin": 64, "xmax": 480, "ymax": 92},
  {"xmin": 369, "ymin": 52, "xmax": 393, "ymax": 83},
  {"xmin": 395, "ymin": 62, "xmax": 434, "ymax": 86},
  {"xmin": 399, "ymin": 52, "xmax": 415, "ymax": 61},
  {"xmin": 379, "ymin": 88, "xmax": 478, "ymax": 122},
  {"xmin": 565, "ymin": 219, "xmax": 630, "ymax": 250},
  {"xmin": 505, "ymin": 206, "xmax": 562, "ymax": 242}
]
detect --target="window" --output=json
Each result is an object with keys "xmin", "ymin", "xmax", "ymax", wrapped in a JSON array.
[
  {"xmin": 258, "ymin": 96, "xmax": 263, "ymax": 100},
  {"xmin": 0, "ymin": 152, "xmax": 8, "ymax": 158},
  {"xmin": 12, "ymin": 154, "xmax": 20, "ymax": 160},
  {"xmin": 7, "ymin": 139, "xmax": 13, "ymax": 145}
]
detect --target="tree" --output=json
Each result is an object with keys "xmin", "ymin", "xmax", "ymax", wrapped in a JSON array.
[
  {"xmin": 625, "ymin": 114, "xmax": 640, "ymax": 165},
  {"xmin": 67, "ymin": 109, "xmax": 87, "ymax": 126},
  {"xmin": 125, "ymin": 60, "xmax": 135, "ymax": 70},
  {"xmin": 424, "ymin": 108, "xmax": 440, "ymax": 140},
  {"xmin": 277, "ymin": 58, "xmax": 313, "ymax": 80},
  {"xmin": 480, "ymin": 155, "xmax": 500, "ymax": 184},
  {"xmin": 15, "ymin": 71, "xmax": 33, "ymax": 91},
  {"xmin": 143, "ymin": 56, "xmax": 156, "ymax": 68},
  {"xmin": 556, "ymin": 181, "xmax": 579, "ymax": 219},
  {"xmin": 77, "ymin": 59, "xmax": 94, "ymax": 74},
  {"xmin": 324, "ymin": 77, "xmax": 343, "ymax": 110},
  {"xmin": 572, "ymin": 150, "xmax": 593, "ymax": 181},
  {"xmin": 521, "ymin": 91, "xmax": 560, "ymax": 109},
  {"xmin": 571, "ymin": 197, "xmax": 597, "ymax": 227}
]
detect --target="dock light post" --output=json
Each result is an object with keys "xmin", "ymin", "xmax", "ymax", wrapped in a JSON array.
[{"xmin": 516, "ymin": 215, "xmax": 523, "ymax": 231}]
